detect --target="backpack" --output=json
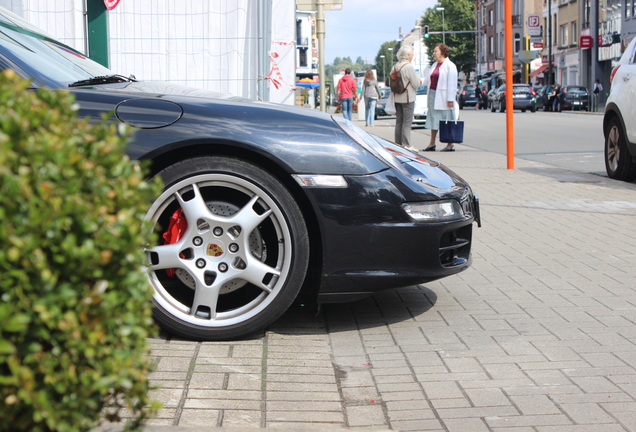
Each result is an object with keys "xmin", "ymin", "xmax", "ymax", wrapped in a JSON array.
[{"xmin": 389, "ymin": 64, "xmax": 407, "ymax": 94}]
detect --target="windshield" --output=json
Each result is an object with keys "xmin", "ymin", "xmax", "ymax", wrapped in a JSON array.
[
  {"xmin": 0, "ymin": 17, "xmax": 113, "ymax": 88},
  {"xmin": 416, "ymin": 86, "xmax": 428, "ymax": 95}
]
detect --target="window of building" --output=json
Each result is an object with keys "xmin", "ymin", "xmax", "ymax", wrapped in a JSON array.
[
  {"xmin": 583, "ymin": 0, "xmax": 590, "ymax": 26},
  {"xmin": 489, "ymin": 9, "xmax": 493, "ymax": 26},
  {"xmin": 626, "ymin": 0, "xmax": 632, "ymax": 18},
  {"xmin": 514, "ymin": 33, "xmax": 521, "ymax": 53},
  {"xmin": 298, "ymin": 48, "xmax": 308, "ymax": 68},
  {"xmin": 489, "ymin": 36, "xmax": 494, "ymax": 54},
  {"xmin": 571, "ymin": 21, "xmax": 577, "ymax": 44},
  {"xmin": 560, "ymin": 24, "xmax": 568, "ymax": 46}
]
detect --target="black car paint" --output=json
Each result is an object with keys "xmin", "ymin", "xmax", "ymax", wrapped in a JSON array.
[{"xmin": 65, "ymin": 82, "xmax": 478, "ymax": 303}]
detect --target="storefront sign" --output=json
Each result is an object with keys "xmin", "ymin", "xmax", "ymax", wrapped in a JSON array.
[
  {"xmin": 580, "ymin": 35, "xmax": 593, "ymax": 49},
  {"xmin": 598, "ymin": 32, "xmax": 614, "ymax": 47}
]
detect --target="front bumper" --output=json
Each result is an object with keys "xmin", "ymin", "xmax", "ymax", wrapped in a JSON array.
[{"xmin": 304, "ymin": 154, "xmax": 480, "ymax": 303}]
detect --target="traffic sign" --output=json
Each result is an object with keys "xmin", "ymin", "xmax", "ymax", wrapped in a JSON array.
[
  {"xmin": 297, "ymin": 0, "xmax": 343, "ymax": 11},
  {"xmin": 518, "ymin": 50, "xmax": 540, "ymax": 64},
  {"xmin": 580, "ymin": 35, "xmax": 593, "ymax": 49},
  {"xmin": 527, "ymin": 14, "xmax": 541, "ymax": 36}
]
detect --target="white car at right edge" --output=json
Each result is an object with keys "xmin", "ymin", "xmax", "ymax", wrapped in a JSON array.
[{"xmin": 604, "ymin": 37, "xmax": 636, "ymax": 181}]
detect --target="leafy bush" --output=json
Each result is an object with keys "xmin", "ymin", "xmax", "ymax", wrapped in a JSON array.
[{"xmin": 0, "ymin": 69, "xmax": 162, "ymax": 431}]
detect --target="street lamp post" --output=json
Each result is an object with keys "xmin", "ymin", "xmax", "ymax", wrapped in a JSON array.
[
  {"xmin": 380, "ymin": 55, "xmax": 386, "ymax": 83},
  {"xmin": 436, "ymin": 6, "xmax": 445, "ymax": 44}
]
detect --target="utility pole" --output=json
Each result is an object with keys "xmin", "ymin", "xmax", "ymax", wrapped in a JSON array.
[
  {"xmin": 317, "ymin": 1, "xmax": 326, "ymax": 112},
  {"xmin": 548, "ymin": 0, "xmax": 553, "ymax": 84},
  {"xmin": 436, "ymin": 6, "xmax": 446, "ymax": 44}
]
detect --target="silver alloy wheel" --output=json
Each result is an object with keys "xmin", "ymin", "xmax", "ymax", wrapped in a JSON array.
[
  {"xmin": 145, "ymin": 173, "xmax": 293, "ymax": 329},
  {"xmin": 606, "ymin": 124, "xmax": 620, "ymax": 173}
]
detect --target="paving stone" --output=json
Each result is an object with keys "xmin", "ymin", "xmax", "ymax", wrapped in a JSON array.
[{"xmin": 345, "ymin": 405, "xmax": 387, "ymax": 427}]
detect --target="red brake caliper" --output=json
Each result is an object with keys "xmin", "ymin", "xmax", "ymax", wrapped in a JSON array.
[{"xmin": 162, "ymin": 208, "xmax": 187, "ymax": 277}]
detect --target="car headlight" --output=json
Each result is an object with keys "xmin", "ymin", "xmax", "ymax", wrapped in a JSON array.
[
  {"xmin": 402, "ymin": 200, "xmax": 464, "ymax": 222},
  {"xmin": 333, "ymin": 115, "xmax": 408, "ymax": 175}
]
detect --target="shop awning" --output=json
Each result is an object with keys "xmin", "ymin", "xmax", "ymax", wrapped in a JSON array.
[{"xmin": 529, "ymin": 64, "xmax": 549, "ymax": 77}]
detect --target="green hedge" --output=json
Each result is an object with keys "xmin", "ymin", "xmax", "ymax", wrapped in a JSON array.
[{"xmin": 0, "ymin": 69, "xmax": 162, "ymax": 431}]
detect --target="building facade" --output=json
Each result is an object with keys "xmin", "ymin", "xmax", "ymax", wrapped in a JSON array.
[{"xmin": 476, "ymin": 0, "xmax": 633, "ymax": 100}]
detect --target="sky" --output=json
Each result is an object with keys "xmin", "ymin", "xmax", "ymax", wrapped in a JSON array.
[{"xmin": 323, "ymin": 0, "xmax": 439, "ymax": 65}]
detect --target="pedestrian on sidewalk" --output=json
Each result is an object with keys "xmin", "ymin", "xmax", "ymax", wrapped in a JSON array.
[
  {"xmin": 390, "ymin": 44, "xmax": 421, "ymax": 152},
  {"xmin": 362, "ymin": 69, "xmax": 381, "ymax": 127},
  {"xmin": 592, "ymin": 79, "xmax": 603, "ymax": 112},
  {"xmin": 422, "ymin": 43, "xmax": 459, "ymax": 152},
  {"xmin": 336, "ymin": 68, "xmax": 358, "ymax": 121}
]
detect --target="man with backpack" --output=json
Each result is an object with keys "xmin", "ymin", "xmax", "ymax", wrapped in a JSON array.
[{"xmin": 390, "ymin": 45, "xmax": 422, "ymax": 151}]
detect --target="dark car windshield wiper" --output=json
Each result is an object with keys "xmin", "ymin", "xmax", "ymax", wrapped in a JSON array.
[{"xmin": 69, "ymin": 74, "xmax": 137, "ymax": 88}]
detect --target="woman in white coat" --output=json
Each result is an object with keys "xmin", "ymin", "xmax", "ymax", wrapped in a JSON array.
[{"xmin": 422, "ymin": 44, "xmax": 459, "ymax": 152}]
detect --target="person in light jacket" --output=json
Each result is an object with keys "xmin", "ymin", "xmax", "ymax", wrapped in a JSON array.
[
  {"xmin": 423, "ymin": 43, "xmax": 459, "ymax": 152},
  {"xmin": 391, "ymin": 44, "xmax": 422, "ymax": 151}
]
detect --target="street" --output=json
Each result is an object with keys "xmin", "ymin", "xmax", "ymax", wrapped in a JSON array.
[
  {"xmin": 376, "ymin": 107, "xmax": 606, "ymax": 176},
  {"xmin": 137, "ymin": 111, "xmax": 636, "ymax": 432}
]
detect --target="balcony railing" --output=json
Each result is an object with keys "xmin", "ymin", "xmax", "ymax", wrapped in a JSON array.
[{"xmin": 512, "ymin": 15, "xmax": 521, "ymax": 25}]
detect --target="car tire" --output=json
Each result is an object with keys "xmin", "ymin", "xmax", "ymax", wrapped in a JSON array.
[
  {"xmin": 146, "ymin": 156, "xmax": 310, "ymax": 340},
  {"xmin": 521, "ymin": 109, "xmax": 526, "ymax": 113},
  {"xmin": 491, "ymin": 104, "xmax": 496, "ymax": 112},
  {"xmin": 530, "ymin": 106, "xmax": 536, "ymax": 113},
  {"xmin": 500, "ymin": 103, "xmax": 505, "ymax": 113},
  {"xmin": 605, "ymin": 117, "xmax": 636, "ymax": 181},
  {"xmin": 459, "ymin": 103, "xmax": 464, "ymax": 110}
]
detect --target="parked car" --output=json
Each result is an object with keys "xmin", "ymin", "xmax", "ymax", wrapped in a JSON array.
[
  {"xmin": 458, "ymin": 84, "xmax": 481, "ymax": 109},
  {"xmin": 559, "ymin": 86, "xmax": 589, "ymax": 111},
  {"xmin": 412, "ymin": 85, "xmax": 428, "ymax": 126},
  {"xmin": 374, "ymin": 87, "xmax": 391, "ymax": 118},
  {"xmin": 0, "ymin": 6, "xmax": 480, "ymax": 340},
  {"xmin": 490, "ymin": 84, "xmax": 537, "ymax": 112},
  {"xmin": 603, "ymin": 36, "xmax": 636, "ymax": 181}
]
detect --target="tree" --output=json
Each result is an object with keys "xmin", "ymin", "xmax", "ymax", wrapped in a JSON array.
[
  {"xmin": 333, "ymin": 56, "xmax": 342, "ymax": 65},
  {"xmin": 421, "ymin": 0, "xmax": 475, "ymax": 79},
  {"xmin": 356, "ymin": 56, "xmax": 364, "ymax": 65},
  {"xmin": 374, "ymin": 41, "xmax": 398, "ymax": 84}
]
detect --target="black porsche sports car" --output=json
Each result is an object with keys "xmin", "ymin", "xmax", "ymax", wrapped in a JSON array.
[{"xmin": 0, "ymin": 7, "xmax": 480, "ymax": 340}]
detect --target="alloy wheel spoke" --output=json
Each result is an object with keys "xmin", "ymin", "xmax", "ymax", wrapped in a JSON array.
[
  {"xmin": 147, "ymin": 243, "xmax": 186, "ymax": 271},
  {"xmin": 176, "ymin": 183, "xmax": 212, "ymax": 222},
  {"xmin": 190, "ymin": 280, "xmax": 222, "ymax": 320},
  {"xmin": 230, "ymin": 195, "xmax": 272, "ymax": 233}
]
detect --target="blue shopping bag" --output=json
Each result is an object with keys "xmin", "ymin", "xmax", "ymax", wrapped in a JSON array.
[{"xmin": 439, "ymin": 109, "xmax": 464, "ymax": 144}]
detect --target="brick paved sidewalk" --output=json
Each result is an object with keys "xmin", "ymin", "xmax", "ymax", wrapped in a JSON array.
[{"xmin": 101, "ymin": 121, "xmax": 636, "ymax": 432}]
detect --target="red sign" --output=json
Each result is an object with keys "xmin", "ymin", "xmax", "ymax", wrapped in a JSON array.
[
  {"xmin": 104, "ymin": 0, "xmax": 120, "ymax": 10},
  {"xmin": 532, "ymin": 42, "xmax": 544, "ymax": 49},
  {"xmin": 580, "ymin": 35, "xmax": 593, "ymax": 49}
]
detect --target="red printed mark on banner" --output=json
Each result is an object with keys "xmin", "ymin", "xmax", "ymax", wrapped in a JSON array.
[{"xmin": 104, "ymin": 0, "xmax": 120, "ymax": 10}]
